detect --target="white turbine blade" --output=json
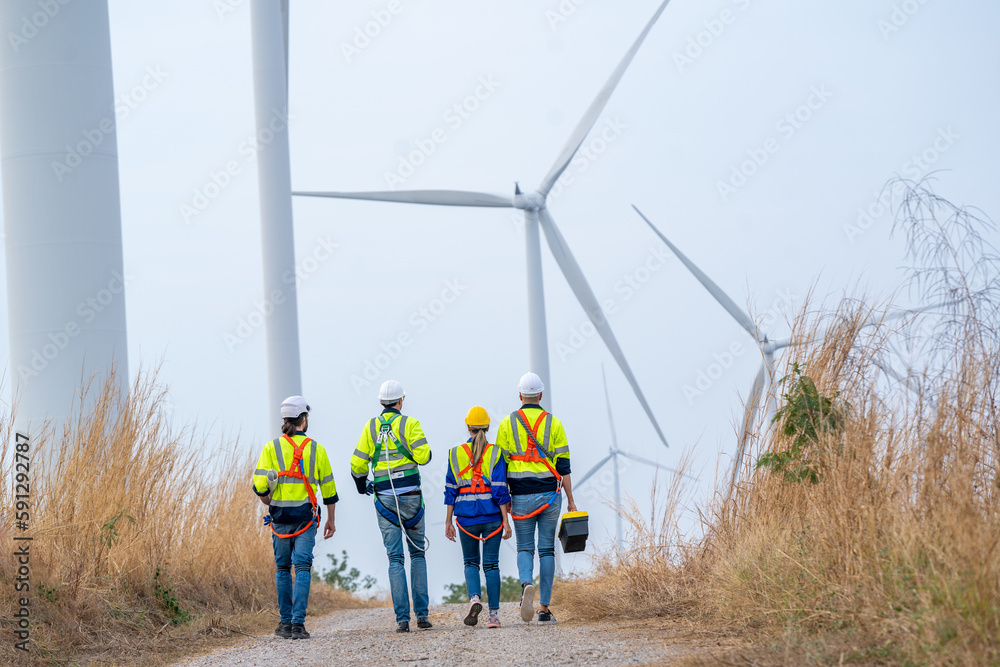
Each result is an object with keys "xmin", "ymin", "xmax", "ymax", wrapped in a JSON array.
[
  {"xmin": 882, "ymin": 298, "xmax": 961, "ymax": 323},
  {"xmin": 618, "ymin": 451, "xmax": 697, "ymax": 481},
  {"xmin": 601, "ymin": 364, "xmax": 619, "ymax": 453},
  {"xmin": 729, "ymin": 360, "xmax": 766, "ymax": 499},
  {"xmin": 537, "ymin": 0, "xmax": 673, "ymax": 197},
  {"xmin": 293, "ymin": 189, "xmax": 513, "ymax": 208},
  {"xmin": 763, "ymin": 347, "xmax": 778, "ymax": 425},
  {"xmin": 633, "ymin": 206, "xmax": 759, "ymax": 342},
  {"xmin": 576, "ymin": 453, "xmax": 614, "ymax": 488},
  {"xmin": 539, "ymin": 208, "xmax": 669, "ymax": 448}
]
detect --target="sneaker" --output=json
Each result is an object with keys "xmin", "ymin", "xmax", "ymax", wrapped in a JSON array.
[
  {"xmin": 464, "ymin": 597, "xmax": 483, "ymax": 626},
  {"xmin": 487, "ymin": 611, "xmax": 500, "ymax": 629},
  {"xmin": 520, "ymin": 583, "xmax": 535, "ymax": 623},
  {"xmin": 537, "ymin": 610, "xmax": 557, "ymax": 625},
  {"xmin": 397, "ymin": 621, "xmax": 410, "ymax": 633},
  {"xmin": 290, "ymin": 623, "xmax": 310, "ymax": 639},
  {"xmin": 274, "ymin": 622, "xmax": 293, "ymax": 639},
  {"xmin": 417, "ymin": 617, "xmax": 433, "ymax": 629}
]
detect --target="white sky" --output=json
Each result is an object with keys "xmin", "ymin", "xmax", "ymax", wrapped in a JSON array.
[{"xmin": 3, "ymin": 0, "xmax": 999, "ymax": 601}]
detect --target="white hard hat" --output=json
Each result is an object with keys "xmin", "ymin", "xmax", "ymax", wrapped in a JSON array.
[
  {"xmin": 280, "ymin": 395, "xmax": 310, "ymax": 419},
  {"xmin": 517, "ymin": 372, "xmax": 544, "ymax": 395},
  {"xmin": 379, "ymin": 379, "xmax": 405, "ymax": 403}
]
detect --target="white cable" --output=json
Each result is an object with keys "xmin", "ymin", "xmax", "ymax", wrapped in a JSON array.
[{"xmin": 378, "ymin": 425, "xmax": 429, "ymax": 553}]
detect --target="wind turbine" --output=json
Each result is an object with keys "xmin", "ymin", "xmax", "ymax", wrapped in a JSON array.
[
  {"xmin": 575, "ymin": 366, "xmax": 689, "ymax": 548},
  {"xmin": 295, "ymin": 0, "xmax": 675, "ymax": 448},
  {"xmin": 634, "ymin": 206, "xmax": 957, "ymax": 496}
]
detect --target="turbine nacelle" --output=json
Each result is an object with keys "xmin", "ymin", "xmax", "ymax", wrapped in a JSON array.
[{"xmin": 512, "ymin": 186, "xmax": 545, "ymax": 211}]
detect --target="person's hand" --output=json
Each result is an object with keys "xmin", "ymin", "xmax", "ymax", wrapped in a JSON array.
[
  {"xmin": 445, "ymin": 522, "xmax": 457, "ymax": 542},
  {"xmin": 567, "ymin": 500, "xmax": 578, "ymax": 513},
  {"xmin": 323, "ymin": 519, "xmax": 336, "ymax": 540},
  {"xmin": 502, "ymin": 520, "xmax": 513, "ymax": 540}
]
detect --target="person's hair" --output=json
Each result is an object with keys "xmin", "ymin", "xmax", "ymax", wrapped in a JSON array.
[
  {"xmin": 520, "ymin": 392, "xmax": 541, "ymax": 403},
  {"xmin": 281, "ymin": 412, "xmax": 307, "ymax": 435},
  {"xmin": 468, "ymin": 426, "xmax": 490, "ymax": 465}
]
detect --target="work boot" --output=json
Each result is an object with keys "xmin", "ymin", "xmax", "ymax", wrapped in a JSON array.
[
  {"xmin": 417, "ymin": 617, "xmax": 433, "ymax": 629},
  {"xmin": 274, "ymin": 621, "xmax": 293, "ymax": 639},
  {"xmin": 520, "ymin": 583, "xmax": 535, "ymax": 622},
  {"xmin": 487, "ymin": 611, "xmax": 501, "ymax": 629},
  {"xmin": 290, "ymin": 623, "xmax": 310, "ymax": 639},
  {"xmin": 537, "ymin": 610, "xmax": 557, "ymax": 625},
  {"xmin": 397, "ymin": 621, "xmax": 410, "ymax": 633},
  {"xmin": 464, "ymin": 595, "xmax": 483, "ymax": 626}
]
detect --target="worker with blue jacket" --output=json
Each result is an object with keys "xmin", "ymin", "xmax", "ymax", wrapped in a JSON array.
[{"xmin": 444, "ymin": 406, "xmax": 512, "ymax": 629}]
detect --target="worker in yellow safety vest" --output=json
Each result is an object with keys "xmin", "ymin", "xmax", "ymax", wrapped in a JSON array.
[
  {"xmin": 350, "ymin": 379, "xmax": 433, "ymax": 633},
  {"xmin": 496, "ymin": 372, "xmax": 576, "ymax": 625},
  {"xmin": 253, "ymin": 396, "xmax": 338, "ymax": 640}
]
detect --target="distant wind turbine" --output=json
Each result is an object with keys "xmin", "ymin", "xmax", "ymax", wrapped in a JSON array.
[
  {"xmin": 575, "ymin": 366, "xmax": 691, "ymax": 547},
  {"xmin": 633, "ymin": 206, "xmax": 957, "ymax": 497},
  {"xmin": 295, "ymin": 0, "xmax": 675, "ymax": 448}
]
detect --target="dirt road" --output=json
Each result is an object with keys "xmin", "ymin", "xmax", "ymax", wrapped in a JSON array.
[{"xmin": 175, "ymin": 603, "xmax": 692, "ymax": 666}]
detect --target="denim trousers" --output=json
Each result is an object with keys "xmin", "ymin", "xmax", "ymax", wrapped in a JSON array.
[
  {"xmin": 376, "ymin": 492, "xmax": 428, "ymax": 623},
  {"xmin": 272, "ymin": 522, "xmax": 317, "ymax": 625},
  {"xmin": 511, "ymin": 492, "xmax": 562, "ymax": 606},
  {"xmin": 457, "ymin": 520, "xmax": 502, "ymax": 610}
]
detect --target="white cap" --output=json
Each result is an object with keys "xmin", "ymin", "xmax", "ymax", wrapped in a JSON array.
[
  {"xmin": 379, "ymin": 379, "xmax": 405, "ymax": 403},
  {"xmin": 280, "ymin": 395, "xmax": 310, "ymax": 419},
  {"xmin": 517, "ymin": 372, "xmax": 544, "ymax": 395}
]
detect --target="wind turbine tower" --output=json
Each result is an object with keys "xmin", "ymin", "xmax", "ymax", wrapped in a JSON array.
[
  {"xmin": 251, "ymin": 0, "xmax": 302, "ymax": 434},
  {"xmin": 0, "ymin": 0, "xmax": 129, "ymax": 431}
]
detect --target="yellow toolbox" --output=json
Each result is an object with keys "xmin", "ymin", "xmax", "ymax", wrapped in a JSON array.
[{"xmin": 558, "ymin": 511, "xmax": 589, "ymax": 553}]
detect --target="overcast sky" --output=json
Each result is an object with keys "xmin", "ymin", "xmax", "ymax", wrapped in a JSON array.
[{"xmin": 3, "ymin": 0, "xmax": 998, "ymax": 600}]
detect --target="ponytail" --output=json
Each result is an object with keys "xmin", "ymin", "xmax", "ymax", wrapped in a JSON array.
[
  {"xmin": 469, "ymin": 427, "xmax": 489, "ymax": 465},
  {"xmin": 281, "ymin": 412, "xmax": 307, "ymax": 436}
]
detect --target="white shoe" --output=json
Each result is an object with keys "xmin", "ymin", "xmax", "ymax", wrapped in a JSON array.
[{"xmin": 520, "ymin": 584, "xmax": 535, "ymax": 622}]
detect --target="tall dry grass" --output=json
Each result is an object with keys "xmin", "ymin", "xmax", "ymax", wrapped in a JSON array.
[
  {"xmin": 0, "ymin": 370, "xmax": 367, "ymax": 665},
  {"xmin": 559, "ymin": 183, "xmax": 1000, "ymax": 665}
]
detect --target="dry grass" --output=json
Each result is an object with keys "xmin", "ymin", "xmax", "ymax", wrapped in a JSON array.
[
  {"xmin": 559, "ymin": 185, "xmax": 1000, "ymax": 665},
  {"xmin": 0, "ymin": 370, "xmax": 373, "ymax": 665}
]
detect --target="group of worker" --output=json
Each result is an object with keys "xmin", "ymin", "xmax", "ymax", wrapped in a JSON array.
[{"xmin": 252, "ymin": 371, "xmax": 577, "ymax": 638}]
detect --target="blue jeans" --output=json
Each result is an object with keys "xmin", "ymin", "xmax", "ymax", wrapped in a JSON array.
[
  {"xmin": 512, "ymin": 492, "xmax": 561, "ymax": 606},
  {"xmin": 457, "ymin": 520, "xmax": 502, "ymax": 610},
  {"xmin": 272, "ymin": 522, "xmax": 317, "ymax": 625},
  {"xmin": 376, "ymin": 492, "xmax": 428, "ymax": 623}
]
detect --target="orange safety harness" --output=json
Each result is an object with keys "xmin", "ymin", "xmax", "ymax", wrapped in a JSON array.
[
  {"xmin": 454, "ymin": 443, "xmax": 504, "ymax": 542},
  {"xmin": 508, "ymin": 410, "xmax": 562, "ymax": 521},
  {"xmin": 269, "ymin": 435, "xmax": 320, "ymax": 539}
]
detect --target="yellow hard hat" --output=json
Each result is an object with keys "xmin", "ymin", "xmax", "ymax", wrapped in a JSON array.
[{"xmin": 465, "ymin": 406, "xmax": 490, "ymax": 428}]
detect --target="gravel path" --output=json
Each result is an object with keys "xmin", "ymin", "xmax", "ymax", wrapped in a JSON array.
[{"xmin": 175, "ymin": 604, "xmax": 688, "ymax": 666}]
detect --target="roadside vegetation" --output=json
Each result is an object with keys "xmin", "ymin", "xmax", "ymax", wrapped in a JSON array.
[
  {"xmin": 559, "ymin": 183, "xmax": 1000, "ymax": 665},
  {"xmin": 0, "ymin": 372, "xmax": 373, "ymax": 665}
]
